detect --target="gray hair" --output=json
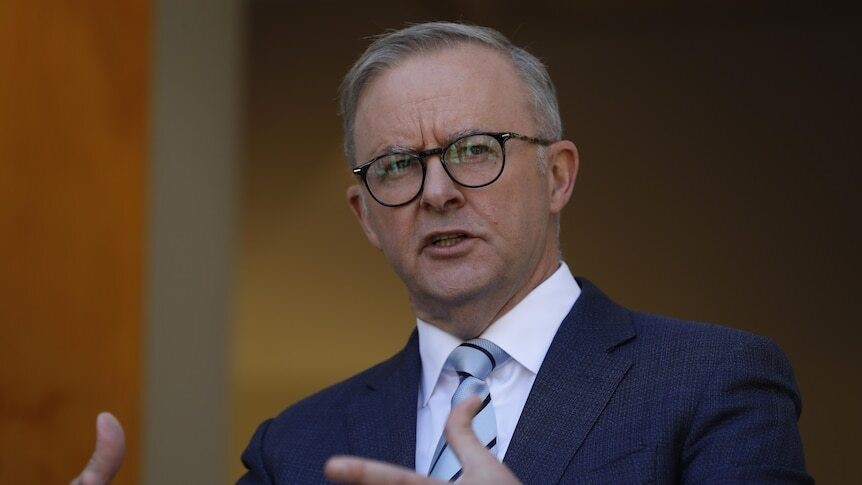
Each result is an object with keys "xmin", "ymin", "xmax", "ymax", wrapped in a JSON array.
[{"xmin": 339, "ymin": 22, "xmax": 563, "ymax": 166}]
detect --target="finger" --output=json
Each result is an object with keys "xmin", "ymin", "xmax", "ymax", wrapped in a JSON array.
[
  {"xmin": 71, "ymin": 412, "xmax": 126, "ymax": 485},
  {"xmin": 443, "ymin": 396, "xmax": 499, "ymax": 470},
  {"xmin": 325, "ymin": 455, "xmax": 439, "ymax": 485}
]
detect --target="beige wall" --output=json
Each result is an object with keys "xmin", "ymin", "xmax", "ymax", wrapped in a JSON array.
[{"xmin": 232, "ymin": 1, "xmax": 860, "ymax": 482}]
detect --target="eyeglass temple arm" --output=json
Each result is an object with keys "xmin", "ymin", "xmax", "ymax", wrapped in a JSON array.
[{"xmin": 507, "ymin": 132, "xmax": 553, "ymax": 146}]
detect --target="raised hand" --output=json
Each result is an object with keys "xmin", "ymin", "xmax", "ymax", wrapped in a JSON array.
[
  {"xmin": 70, "ymin": 412, "xmax": 126, "ymax": 485},
  {"xmin": 324, "ymin": 397, "xmax": 521, "ymax": 484}
]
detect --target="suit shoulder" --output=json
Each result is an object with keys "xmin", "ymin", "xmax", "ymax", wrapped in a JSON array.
[
  {"xmin": 623, "ymin": 315, "xmax": 808, "ymax": 481},
  {"xmin": 239, "ymin": 345, "xmax": 414, "ymax": 483},
  {"xmin": 574, "ymin": 277, "xmax": 787, "ymax": 361},
  {"xmin": 266, "ymin": 347, "xmax": 406, "ymax": 434},
  {"xmin": 631, "ymin": 310, "xmax": 787, "ymax": 359},
  {"xmin": 626, "ymin": 311, "xmax": 800, "ymax": 408}
]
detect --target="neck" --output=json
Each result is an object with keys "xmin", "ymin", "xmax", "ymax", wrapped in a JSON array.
[{"xmin": 414, "ymin": 253, "xmax": 561, "ymax": 340}]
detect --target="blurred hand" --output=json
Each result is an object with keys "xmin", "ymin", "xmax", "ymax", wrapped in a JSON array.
[
  {"xmin": 70, "ymin": 412, "xmax": 126, "ymax": 485},
  {"xmin": 324, "ymin": 397, "xmax": 521, "ymax": 484}
]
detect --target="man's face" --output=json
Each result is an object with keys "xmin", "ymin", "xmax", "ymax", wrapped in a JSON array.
[{"xmin": 347, "ymin": 43, "xmax": 575, "ymax": 336}]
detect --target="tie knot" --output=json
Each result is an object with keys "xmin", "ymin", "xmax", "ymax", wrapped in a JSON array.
[{"xmin": 444, "ymin": 338, "xmax": 509, "ymax": 381}]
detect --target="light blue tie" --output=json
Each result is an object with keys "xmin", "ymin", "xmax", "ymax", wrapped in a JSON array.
[{"xmin": 428, "ymin": 338, "xmax": 510, "ymax": 481}]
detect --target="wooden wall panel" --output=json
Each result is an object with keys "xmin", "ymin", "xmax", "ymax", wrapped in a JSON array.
[{"xmin": 0, "ymin": 1, "xmax": 150, "ymax": 483}]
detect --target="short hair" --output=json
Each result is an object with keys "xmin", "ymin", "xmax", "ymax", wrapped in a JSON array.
[{"xmin": 339, "ymin": 22, "xmax": 563, "ymax": 166}]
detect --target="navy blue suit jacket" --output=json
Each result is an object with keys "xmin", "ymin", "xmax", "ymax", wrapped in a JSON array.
[{"xmin": 239, "ymin": 279, "xmax": 811, "ymax": 483}]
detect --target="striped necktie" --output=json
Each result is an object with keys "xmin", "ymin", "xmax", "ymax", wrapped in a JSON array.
[{"xmin": 428, "ymin": 338, "xmax": 510, "ymax": 481}]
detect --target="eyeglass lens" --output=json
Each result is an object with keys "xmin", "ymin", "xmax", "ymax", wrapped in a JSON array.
[{"xmin": 365, "ymin": 133, "xmax": 504, "ymax": 206}]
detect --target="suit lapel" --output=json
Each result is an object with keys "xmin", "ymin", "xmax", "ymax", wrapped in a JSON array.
[
  {"xmin": 346, "ymin": 330, "xmax": 421, "ymax": 469},
  {"xmin": 503, "ymin": 279, "xmax": 635, "ymax": 483}
]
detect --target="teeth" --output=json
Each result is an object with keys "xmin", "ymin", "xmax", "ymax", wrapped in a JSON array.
[{"xmin": 432, "ymin": 234, "xmax": 465, "ymax": 247}]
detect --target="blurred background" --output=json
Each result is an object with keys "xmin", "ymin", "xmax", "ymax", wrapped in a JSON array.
[{"xmin": 1, "ymin": 0, "xmax": 859, "ymax": 483}]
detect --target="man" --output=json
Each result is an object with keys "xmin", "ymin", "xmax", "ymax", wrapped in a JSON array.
[{"xmin": 75, "ymin": 22, "xmax": 810, "ymax": 484}]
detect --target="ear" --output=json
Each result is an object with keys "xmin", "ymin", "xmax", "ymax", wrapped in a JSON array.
[
  {"xmin": 544, "ymin": 140, "xmax": 579, "ymax": 214},
  {"xmin": 347, "ymin": 184, "xmax": 382, "ymax": 249}
]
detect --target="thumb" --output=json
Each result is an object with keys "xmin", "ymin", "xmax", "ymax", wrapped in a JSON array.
[
  {"xmin": 443, "ymin": 397, "xmax": 499, "ymax": 470},
  {"xmin": 71, "ymin": 412, "xmax": 126, "ymax": 485}
]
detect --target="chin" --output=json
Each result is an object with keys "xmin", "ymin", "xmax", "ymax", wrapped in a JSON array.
[{"xmin": 417, "ymin": 272, "xmax": 493, "ymax": 306}]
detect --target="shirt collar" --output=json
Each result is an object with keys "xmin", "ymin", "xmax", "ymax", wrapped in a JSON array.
[{"xmin": 417, "ymin": 262, "xmax": 580, "ymax": 407}]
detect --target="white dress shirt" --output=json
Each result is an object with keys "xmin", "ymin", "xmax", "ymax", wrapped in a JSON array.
[{"xmin": 415, "ymin": 262, "xmax": 581, "ymax": 473}]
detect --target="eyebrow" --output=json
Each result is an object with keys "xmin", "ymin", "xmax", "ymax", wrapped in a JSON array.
[
  {"xmin": 369, "ymin": 128, "xmax": 486, "ymax": 160},
  {"xmin": 445, "ymin": 128, "xmax": 483, "ymax": 145}
]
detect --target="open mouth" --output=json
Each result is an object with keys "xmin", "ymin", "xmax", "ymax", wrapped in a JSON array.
[{"xmin": 431, "ymin": 233, "xmax": 467, "ymax": 247}]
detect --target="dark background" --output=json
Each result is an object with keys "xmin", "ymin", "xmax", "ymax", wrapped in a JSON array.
[{"xmin": 232, "ymin": 1, "xmax": 861, "ymax": 480}]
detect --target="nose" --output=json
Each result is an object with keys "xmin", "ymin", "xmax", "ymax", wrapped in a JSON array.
[{"xmin": 420, "ymin": 156, "xmax": 465, "ymax": 212}]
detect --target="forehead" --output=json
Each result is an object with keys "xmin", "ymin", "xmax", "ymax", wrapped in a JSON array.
[{"xmin": 353, "ymin": 43, "xmax": 535, "ymax": 159}]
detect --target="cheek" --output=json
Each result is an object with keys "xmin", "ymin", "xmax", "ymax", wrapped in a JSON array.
[
  {"xmin": 369, "ymin": 211, "xmax": 415, "ymax": 255},
  {"xmin": 483, "ymin": 190, "xmax": 548, "ymax": 250}
]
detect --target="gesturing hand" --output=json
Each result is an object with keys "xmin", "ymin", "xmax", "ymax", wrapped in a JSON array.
[
  {"xmin": 324, "ymin": 397, "xmax": 522, "ymax": 484},
  {"xmin": 70, "ymin": 412, "xmax": 126, "ymax": 485}
]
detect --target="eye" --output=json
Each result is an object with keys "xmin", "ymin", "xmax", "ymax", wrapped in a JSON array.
[
  {"xmin": 448, "ymin": 134, "xmax": 501, "ymax": 164},
  {"xmin": 371, "ymin": 155, "xmax": 415, "ymax": 179},
  {"xmin": 467, "ymin": 144, "xmax": 490, "ymax": 156}
]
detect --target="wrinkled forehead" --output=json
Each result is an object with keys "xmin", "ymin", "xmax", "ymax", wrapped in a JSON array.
[{"xmin": 353, "ymin": 44, "xmax": 535, "ymax": 160}]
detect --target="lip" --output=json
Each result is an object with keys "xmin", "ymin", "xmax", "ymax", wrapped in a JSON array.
[{"xmin": 421, "ymin": 230, "xmax": 477, "ymax": 257}]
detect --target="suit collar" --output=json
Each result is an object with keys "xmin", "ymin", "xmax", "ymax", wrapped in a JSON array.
[
  {"xmin": 346, "ymin": 330, "xmax": 421, "ymax": 469},
  {"xmin": 503, "ymin": 278, "xmax": 636, "ymax": 483},
  {"xmin": 343, "ymin": 278, "xmax": 636, "ymax": 479},
  {"xmin": 416, "ymin": 262, "xmax": 580, "ymax": 407}
]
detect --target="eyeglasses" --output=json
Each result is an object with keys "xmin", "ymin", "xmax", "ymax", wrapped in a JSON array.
[{"xmin": 352, "ymin": 132, "xmax": 552, "ymax": 207}]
